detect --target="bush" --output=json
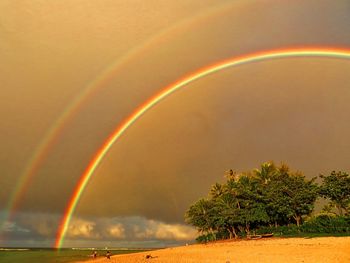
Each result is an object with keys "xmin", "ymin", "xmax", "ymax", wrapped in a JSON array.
[
  {"xmin": 195, "ymin": 233, "xmax": 216, "ymax": 243},
  {"xmin": 255, "ymin": 224, "xmax": 299, "ymax": 236},
  {"xmin": 301, "ymin": 214, "xmax": 350, "ymax": 233}
]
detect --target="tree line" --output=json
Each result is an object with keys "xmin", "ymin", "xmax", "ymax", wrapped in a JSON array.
[{"xmin": 185, "ymin": 162, "xmax": 350, "ymax": 242}]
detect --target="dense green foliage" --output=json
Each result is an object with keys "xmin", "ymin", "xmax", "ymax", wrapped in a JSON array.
[
  {"xmin": 319, "ymin": 171, "xmax": 350, "ymax": 216},
  {"xmin": 185, "ymin": 162, "xmax": 350, "ymax": 242}
]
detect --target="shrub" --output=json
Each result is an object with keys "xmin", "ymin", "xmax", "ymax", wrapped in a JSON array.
[
  {"xmin": 196, "ymin": 233, "xmax": 216, "ymax": 243},
  {"xmin": 301, "ymin": 214, "xmax": 350, "ymax": 233},
  {"xmin": 256, "ymin": 224, "xmax": 299, "ymax": 236}
]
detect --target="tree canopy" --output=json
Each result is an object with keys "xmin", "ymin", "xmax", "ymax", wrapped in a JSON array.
[
  {"xmin": 185, "ymin": 162, "xmax": 350, "ymax": 241},
  {"xmin": 319, "ymin": 171, "xmax": 350, "ymax": 216}
]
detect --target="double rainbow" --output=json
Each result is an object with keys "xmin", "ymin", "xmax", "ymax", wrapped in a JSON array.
[{"xmin": 51, "ymin": 47, "xmax": 350, "ymax": 248}]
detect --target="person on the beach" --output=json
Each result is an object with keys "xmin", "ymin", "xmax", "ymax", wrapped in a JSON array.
[
  {"xmin": 93, "ymin": 251, "xmax": 97, "ymax": 258},
  {"xmin": 106, "ymin": 250, "xmax": 111, "ymax": 259}
]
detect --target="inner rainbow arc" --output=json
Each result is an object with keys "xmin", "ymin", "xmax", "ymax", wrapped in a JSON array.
[{"xmin": 55, "ymin": 47, "xmax": 350, "ymax": 248}]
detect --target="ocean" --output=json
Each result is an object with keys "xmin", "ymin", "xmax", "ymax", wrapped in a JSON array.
[{"xmin": 0, "ymin": 248, "xmax": 147, "ymax": 263}]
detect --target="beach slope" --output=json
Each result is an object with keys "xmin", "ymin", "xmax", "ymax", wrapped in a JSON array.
[{"xmin": 77, "ymin": 236, "xmax": 350, "ymax": 263}]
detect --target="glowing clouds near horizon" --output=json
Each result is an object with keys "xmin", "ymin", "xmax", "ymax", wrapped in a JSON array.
[{"xmin": 1, "ymin": 212, "xmax": 196, "ymax": 247}]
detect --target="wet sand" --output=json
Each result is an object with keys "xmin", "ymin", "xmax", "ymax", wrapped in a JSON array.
[{"xmin": 77, "ymin": 236, "xmax": 350, "ymax": 263}]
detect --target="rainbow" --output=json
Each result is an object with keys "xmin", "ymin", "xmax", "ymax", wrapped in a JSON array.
[
  {"xmin": 55, "ymin": 47, "xmax": 350, "ymax": 248},
  {"xmin": 2, "ymin": 0, "xmax": 237, "ymax": 234}
]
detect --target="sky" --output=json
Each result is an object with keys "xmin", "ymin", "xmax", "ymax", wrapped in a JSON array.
[{"xmin": 1, "ymin": 0, "xmax": 350, "ymax": 248}]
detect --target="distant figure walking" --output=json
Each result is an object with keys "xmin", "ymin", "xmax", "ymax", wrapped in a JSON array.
[
  {"xmin": 93, "ymin": 250, "xmax": 97, "ymax": 258},
  {"xmin": 106, "ymin": 250, "xmax": 111, "ymax": 259}
]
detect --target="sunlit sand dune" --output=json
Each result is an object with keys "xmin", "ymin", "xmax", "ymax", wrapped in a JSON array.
[{"xmin": 76, "ymin": 236, "xmax": 350, "ymax": 263}]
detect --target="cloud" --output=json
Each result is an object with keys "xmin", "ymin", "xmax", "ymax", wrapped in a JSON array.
[
  {"xmin": 66, "ymin": 218, "xmax": 100, "ymax": 239},
  {"xmin": 64, "ymin": 216, "xmax": 196, "ymax": 242},
  {"xmin": 2, "ymin": 211, "xmax": 196, "ymax": 246},
  {"xmin": 1, "ymin": 221, "xmax": 30, "ymax": 233},
  {"xmin": 155, "ymin": 223, "xmax": 196, "ymax": 240},
  {"xmin": 1, "ymin": 212, "xmax": 196, "ymax": 247},
  {"xmin": 133, "ymin": 220, "xmax": 196, "ymax": 241},
  {"xmin": 14, "ymin": 212, "xmax": 59, "ymax": 237},
  {"xmin": 107, "ymin": 223, "xmax": 125, "ymax": 238}
]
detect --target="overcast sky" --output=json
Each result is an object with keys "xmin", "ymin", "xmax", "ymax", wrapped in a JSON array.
[{"xmin": 1, "ymin": 0, "xmax": 350, "ymax": 247}]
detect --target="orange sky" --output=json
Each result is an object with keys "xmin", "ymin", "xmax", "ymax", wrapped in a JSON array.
[{"xmin": 1, "ymin": 0, "xmax": 350, "ymax": 247}]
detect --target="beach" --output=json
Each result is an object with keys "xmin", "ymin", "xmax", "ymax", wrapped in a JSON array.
[{"xmin": 75, "ymin": 237, "xmax": 350, "ymax": 263}]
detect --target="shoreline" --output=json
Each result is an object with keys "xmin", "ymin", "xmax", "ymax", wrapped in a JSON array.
[{"xmin": 75, "ymin": 236, "xmax": 350, "ymax": 263}]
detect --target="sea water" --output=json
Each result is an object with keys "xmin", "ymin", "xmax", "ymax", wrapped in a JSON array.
[{"xmin": 0, "ymin": 248, "xmax": 147, "ymax": 263}]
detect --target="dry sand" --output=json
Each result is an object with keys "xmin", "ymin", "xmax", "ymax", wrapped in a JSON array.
[{"xmin": 77, "ymin": 236, "xmax": 350, "ymax": 263}]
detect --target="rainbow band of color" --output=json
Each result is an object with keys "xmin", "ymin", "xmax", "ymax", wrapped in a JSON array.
[{"xmin": 55, "ymin": 47, "xmax": 350, "ymax": 248}]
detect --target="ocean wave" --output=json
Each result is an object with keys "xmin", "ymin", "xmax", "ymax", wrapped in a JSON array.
[{"xmin": 0, "ymin": 248, "xmax": 30, "ymax": 251}]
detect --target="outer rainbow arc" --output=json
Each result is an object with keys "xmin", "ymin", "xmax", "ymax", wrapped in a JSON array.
[{"xmin": 55, "ymin": 47, "xmax": 350, "ymax": 248}]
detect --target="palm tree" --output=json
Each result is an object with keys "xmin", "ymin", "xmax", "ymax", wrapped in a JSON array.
[
  {"xmin": 254, "ymin": 162, "xmax": 277, "ymax": 184},
  {"xmin": 210, "ymin": 183, "xmax": 224, "ymax": 199},
  {"xmin": 185, "ymin": 198, "xmax": 217, "ymax": 239}
]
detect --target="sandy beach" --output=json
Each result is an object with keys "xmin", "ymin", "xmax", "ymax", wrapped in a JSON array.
[{"xmin": 76, "ymin": 236, "xmax": 350, "ymax": 263}]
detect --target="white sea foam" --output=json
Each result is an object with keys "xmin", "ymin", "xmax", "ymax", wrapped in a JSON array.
[{"xmin": 0, "ymin": 248, "xmax": 30, "ymax": 251}]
